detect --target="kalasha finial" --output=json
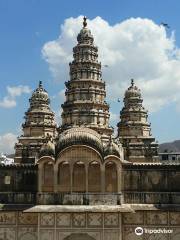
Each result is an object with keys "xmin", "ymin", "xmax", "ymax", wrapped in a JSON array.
[
  {"xmin": 39, "ymin": 80, "xmax": 42, "ymax": 88},
  {"xmin": 131, "ymin": 79, "xmax": 134, "ymax": 87},
  {"xmin": 83, "ymin": 16, "xmax": 87, "ymax": 28}
]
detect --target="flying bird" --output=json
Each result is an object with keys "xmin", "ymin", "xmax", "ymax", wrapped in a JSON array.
[
  {"xmin": 103, "ymin": 65, "xmax": 109, "ymax": 67},
  {"xmin": 161, "ymin": 22, "xmax": 170, "ymax": 29}
]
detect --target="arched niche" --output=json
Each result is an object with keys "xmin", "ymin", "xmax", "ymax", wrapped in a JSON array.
[
  {"xmin": 105, "ymin": 161, "xmax": 117, "ymax": 192},
  {"xmin": 20, "ymin": 233, "xmax": 36, "ymax": 240},
  {"xmin": 42, "ymin": 162, "xmax": 54, "ymax": 192},
  {"xmin": 58, "ymin": 161, "xmax": 70, "ymax": 192},
  {"xmin": 88, "ymin": 161, "xmax": 101, "ymax": 192},
  {"xmin": 73, "ymin": 161, "xmax": 86, "ymax": 192},
  {"xmin": 64, "ymin": 233, "xmax": 95, "ymax": 240}
]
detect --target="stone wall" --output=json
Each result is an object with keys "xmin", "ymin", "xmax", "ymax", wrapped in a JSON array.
[
  {"xmin": 122, "ymin": 210, "xmax": 180, "ymax": 240},
  {"xmin": 0, "ymin": 210, "xmax": 179, "ymax": 239},
  {"xmin": 0, "ymin": 211, "xmax": 121, "ymax": 240}
]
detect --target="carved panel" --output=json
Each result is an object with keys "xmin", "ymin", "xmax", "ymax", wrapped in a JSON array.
[
  {"xmin": 104, "ymin": 213, "xmax": 119, "ymax": 227},
  {"xmin": 104, "ymin": 230, "xmax": 119, "ymax": 240},
  {"xmin": 40, "ymin": 229, "xmax": 54, "ymax": 240},
  {"xmin": 123, "ymin": 212, "xmax": 143, "ymax": 224},
  {"xmin": 72, "ymin": 213, "xmax": 86, "ymax": 227},
  {"xmin": 56, "ymin": 213, "xmax": 71, "ymax": 227},
  {"xmin": 171, "ymin": 228, "xmax": 180, "ymax": 240},
  {"xmin": 40, "ymin": 213, "xmax": 54, "ymax": 226},
  {"xmin": 87, "ymin": 213, "xmax": 102, "ymax": 227},
  {"xmin": 18, "ymin": 227, "xmax": 37, "ymax": 240},
  {"xmin": 170, "ymin": 212, "xmax": 180, "ymax": 225},
  {"xmin": 144, "ymin": 231, "xmax": 168, "ymax": 239},
  {"xmin": 58, "ymin": 231, "xmax": 100, "ymax": 240},
  {"xmin": 18, "ymin": 212, "xmax": 38, "ymax": 225},
  {"xmin": 0, "ymin": 212, "xmax": 16, "ymax": 225},
  {"xmin": 146, "ymin": 212, "xmax": 168, "ymax": 225},
  {"xmin": 0, "ymin": 227, "xmax": 16, "ymax": 240},
  {"xmin": 123, "ymin": 226, "xmax": 143, "ymax": 240}
]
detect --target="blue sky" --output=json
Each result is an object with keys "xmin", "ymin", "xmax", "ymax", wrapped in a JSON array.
[{"xmin": 0, "ymin": 0, "xmax": 180, "ymax": 153}]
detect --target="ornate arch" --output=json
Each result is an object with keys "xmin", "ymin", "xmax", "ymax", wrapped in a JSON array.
[
  {"xmin": 64, "ymin": 233, "xmax": 96, "ymax": 240},
  {"xmin": 105, "ymin": 161, "xmax": 117, "ymax": 192}
]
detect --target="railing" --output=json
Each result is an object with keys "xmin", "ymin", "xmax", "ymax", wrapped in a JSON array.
[
  {"xmin": 0, "ymin": 192, "xmax": 122, "ymax": 205},
  {"xmin": 124, "ymin": 192, "xmax": 180, "ymax": 204},
  {"xmin": 1, "ymin": 192, "xmax": 180, "ymax": 205},
  {"xmin": 0, "ymin": 192, "xmax": 36, "ymax": 204}
]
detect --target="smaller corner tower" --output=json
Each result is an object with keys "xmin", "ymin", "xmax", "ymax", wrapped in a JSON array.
[
  {"xmin": 117, "ymin": 79, "xmax": 158, "ymax": 162},
  {"xmin": 14, "ymin": 81, "xmax": 57, "ymax": 164}
]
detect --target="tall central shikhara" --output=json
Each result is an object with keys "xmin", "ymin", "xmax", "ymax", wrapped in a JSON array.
[{"xmin": 61, "ymin": 17, "xmax": 113, "ymax": 137}]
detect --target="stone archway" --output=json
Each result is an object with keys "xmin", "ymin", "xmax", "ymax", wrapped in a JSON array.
[
  {"xmin": 20, "ymin": 232, "xmax": 37, "ymax": 240},
  {"xmin": 64, "ymin": 233, "xmax": 96, "ymax": 240}
]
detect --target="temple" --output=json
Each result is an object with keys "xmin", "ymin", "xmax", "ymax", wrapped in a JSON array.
[
  {"xmin": 0, "ymin": 17, "xmax": 180, "ymax": 240},
  {"xmin": 117, "ymin": 79, "xmax": 158, "ymax": 162}
]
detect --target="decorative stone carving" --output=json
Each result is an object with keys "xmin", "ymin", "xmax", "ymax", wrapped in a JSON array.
[
  {"xmin": 104, "ymin": 213, "xmax": 119, "ymax": 227},
  {"xmin": 63, "ymin": 232, "xmax": 97, "ymax": 240},
  {"xmin": 0, "ymin": 212, "xmax": 16, "ymax": 225},
  {"xmin": 117, "ymin": 79, "xmax": 158, "ymax": 162},
  {"xmin": 18, "ymin": 212, "xmax": 38, "ymax": 225},
  {"xmin": 72, "ymin": 213, "xmax": 86, "ymax": 227},
  {"xmin": 40, "ymin": 213, "xmax": 54, "ymax": 226},
  {"xmin": 40, "ymin": 229, "xmax": 54, "ymax": 240},
  {"xmin": 0, "ymin": 227, "xmax": 16, "ymax": 240},
  {"xmin": 123, "ymin": 212, "xmax": 143, "ymax": 224},
  {"xmin": 144, "ymin": 231, "xmax": 168, "ymax": 239},
  {"xmin": 56, "ymin": 213, "xmax": 71, "ymax": 227},
  {"xmin": 18, "ymin": 227, "xmax": 37, "ymax": 240},
  {"xmin": 123, "ymin": 226, "xmax": 143, "ymax": 240},
  {"xmin": 170, "ymin": 212, "xmax": 180, "ymax": 225},
  {"xmin": 89, "ymin": 195, "xmax": 117, "ymax": 205},
  {"xmin": 104, "ymin": 230, "xmax": 119, "ymax": 240},
  {"xmin": 171, "ymin": 228, "xmax": 180, "ymax": 240},
  {"xmin": 146, "ymin": 212, "xmax": 168, "ymax": 225},
  {"xmin": 88, "ymin": 213, "xmax": 102, "ymax": 227}
]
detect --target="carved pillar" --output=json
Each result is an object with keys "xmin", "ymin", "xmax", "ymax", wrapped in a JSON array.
[
  {"xmin": 101, "ymin": 164, "xmax": 105, "ymax": 192},
  {"xmin": 38, "ymin": 164, "xmax": 43, "ymax": 192},
  {"xmin": 54, "ymin": 165, "xmax": 58, "ymax": 192}
]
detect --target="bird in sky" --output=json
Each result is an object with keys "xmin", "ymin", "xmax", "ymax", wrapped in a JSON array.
[{"xmin": 161, "ymin": 22, "xmax": 170, "ymax": 29}]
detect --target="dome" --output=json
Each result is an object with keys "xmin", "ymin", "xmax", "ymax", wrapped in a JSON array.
[
  {"xmin": 77, "ymin": 17, "xmax": 94, "ymax": 44},
  {"xmin": 125, "ymin": 79, "xmax": 141, "ymax": 98},
  {"xmin": 57, "ymin": 127, "xmax": 103, "ymax": 155},
  {"xmin": 30, "ymin": 81, "xmax": 50, "ymax": 105}
]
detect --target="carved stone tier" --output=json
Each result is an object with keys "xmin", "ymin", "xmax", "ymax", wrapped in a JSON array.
[
  {"xmin": 14, "ymin": 81, "xmax": 57, "ymax": 164},
  {"xmin": 117, "ymin": 79, "xmax": 158, "ymax": 162},
  {"xmin": 61, "ymin": 18, "xmax": 113, "ymax": 138}
]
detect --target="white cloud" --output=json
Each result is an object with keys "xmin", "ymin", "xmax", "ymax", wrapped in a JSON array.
[
  {"xmin": 42, "ymin": 16, "xmax": 180, "ymax": 112},
  {"xmin": 0, "ymin": 133, "xmax": 17, "ymax": 154},
  {"xmin": 110, "ymin": 112, "xmax": 119, "ymax": 123},
  {"xmin": 54, "ymin": 108, "xmax": 63, "ymax": 125},
  {"xmin": 59, "ymin": 89, "xmax": 66, "ymax": 102},
  {"xmin": 0, "ymin": 85, "xmax": 31, "ymax": 108},
  {"xmin": 0, "ymin": 97, "xmax": 16, "ymax": 108}
]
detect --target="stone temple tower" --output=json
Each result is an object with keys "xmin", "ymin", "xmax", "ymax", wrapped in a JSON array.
[
  {"xmin": 14, "ymin": 81, "xmax": 57, "ymax": 163},
  {"xmin": 117, "ymin": 79, "xmax": 158, "ymax": 162},
  {"xmin": 61, "ymin": 17, "xmax": 113, "ymax": 139}
]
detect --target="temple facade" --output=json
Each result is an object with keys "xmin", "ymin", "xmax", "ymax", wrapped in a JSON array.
[{"xmin": 0, "ymin": 17, "xmax": 180, "ymax": 240}]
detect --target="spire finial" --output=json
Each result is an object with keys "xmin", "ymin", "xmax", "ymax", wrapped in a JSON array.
[
  {"xmin": 83, "ymin": 16, "xmax": 87, "ymax": 28},
  {"xmin": 39, "ymin": 80, "xmax": 42, "ymax": 88},
  {"xmin": 131, "ymin": 79, "xmax": 134, "ymax": 87}
]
